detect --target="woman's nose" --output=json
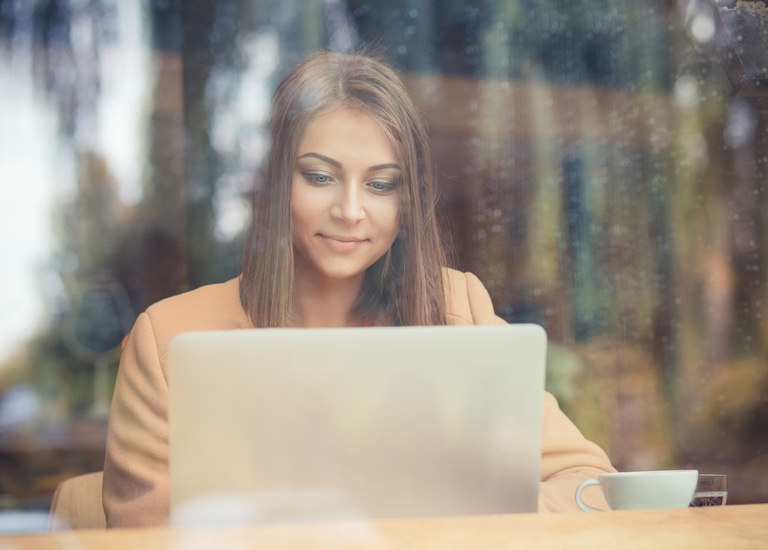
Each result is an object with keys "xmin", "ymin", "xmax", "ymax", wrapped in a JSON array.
[{"xmin": 331, "ymin": 185, "xmax": 366, "ymax": 223}]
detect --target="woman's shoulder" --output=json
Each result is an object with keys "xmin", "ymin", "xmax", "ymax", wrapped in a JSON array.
[
  {"xmin": 144, "ymin": 276, "xmax": 250, "ymax": 333},
  {"xmin": 442, "ymin": 266, "xmax": 482, "ymax": 287},
  {"xmin": 441, "ymin": 267, "xmax": 488, "ymax": 300},
  {"xmin": 442, "ymin": 268, "xmax": 505, "ymax": 326}
]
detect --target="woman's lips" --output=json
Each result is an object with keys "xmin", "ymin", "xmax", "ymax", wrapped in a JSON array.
[{"xmin": 319, "ymin": 234, "xmax": 367, "ymax": 252}]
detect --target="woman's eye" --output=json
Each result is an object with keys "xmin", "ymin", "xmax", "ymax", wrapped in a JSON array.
[
  {"xmin": 303, "ymin": 172, "xmax": 333, "ymax": 185},
  {"xmin": 368, "ymin": 180, "xmax": 398, "ymax": 192}
]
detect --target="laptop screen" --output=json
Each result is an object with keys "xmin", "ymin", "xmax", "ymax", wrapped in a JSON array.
[{"xmin": 168, "ymin": 324, "xmax": 546, "ymax": 526}]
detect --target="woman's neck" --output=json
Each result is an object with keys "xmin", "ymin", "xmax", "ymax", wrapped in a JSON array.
[{"xmin": 291, "ymin": 268, "xmax": 366, "ymax": 328}]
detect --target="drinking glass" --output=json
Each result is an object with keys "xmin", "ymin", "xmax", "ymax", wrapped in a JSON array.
[{"xmin": 689, "ymin": 474, "xmax": 727, "ymax": 507}]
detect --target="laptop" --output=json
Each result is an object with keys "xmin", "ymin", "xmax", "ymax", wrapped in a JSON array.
[{"xmin": 167, "ymin": 324, "xmax": 546, "ymax": 526}]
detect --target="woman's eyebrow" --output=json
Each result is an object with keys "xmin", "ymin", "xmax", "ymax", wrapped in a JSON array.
[
  {"xmin": 296, "ymin": 152, "xmax": 341, "ymax": 167},
  {"xmin": 367, "ymin": 163, "xmax": 400, "ymax": 172},
  {"xmin": 297, "ymin": 153, "xmax": 400, "ymax": 173}
]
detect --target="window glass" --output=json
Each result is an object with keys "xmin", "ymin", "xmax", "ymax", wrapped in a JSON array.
[{"xmin": 1, "ymin": 0, "xmax": 766, "ymax": 531}]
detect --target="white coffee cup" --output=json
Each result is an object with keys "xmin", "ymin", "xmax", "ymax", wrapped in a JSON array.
[{"xmin": 575, "ymin": 470, "xmax": 698, "ymax": 512}]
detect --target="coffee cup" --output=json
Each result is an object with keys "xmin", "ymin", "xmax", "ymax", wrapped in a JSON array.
[{"xmin": 575, "ymin": 470, "xmax": 698, "ymax": 512}]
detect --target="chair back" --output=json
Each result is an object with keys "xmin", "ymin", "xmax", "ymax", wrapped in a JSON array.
[{"xmin": 48, "ymin": 471, "xmax": 107, "ymax": 530}]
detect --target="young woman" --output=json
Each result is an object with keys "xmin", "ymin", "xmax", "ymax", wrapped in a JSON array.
[{"xmin": 103, "ymin": 51, "xmax": 615, "ymax": 528}]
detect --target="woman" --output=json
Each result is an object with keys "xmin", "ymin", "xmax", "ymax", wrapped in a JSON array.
[{"xmin": 103, "ymin": 51, "xmax": 615, "ymax": 528}]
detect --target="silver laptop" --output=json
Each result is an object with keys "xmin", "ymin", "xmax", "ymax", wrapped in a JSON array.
[{"xmin": 168, "ymin": 324, "xmax": 546, "ymax": 526}]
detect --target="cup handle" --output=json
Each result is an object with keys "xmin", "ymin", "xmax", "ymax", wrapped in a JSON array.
[{"xmin": 575, "ymin": 479, "xmax": 603, "ymax": 512}]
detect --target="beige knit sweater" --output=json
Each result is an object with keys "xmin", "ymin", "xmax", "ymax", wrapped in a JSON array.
[{"xmin": 103, "ymin": 269, "xmax": 615, "ymax": 527}]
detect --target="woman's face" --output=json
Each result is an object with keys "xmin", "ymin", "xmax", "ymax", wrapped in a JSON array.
[{"xmin": 290, "ymin": 107, "xmax": 401, "ymax": 285}]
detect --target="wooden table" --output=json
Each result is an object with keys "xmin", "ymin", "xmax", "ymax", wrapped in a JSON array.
[{"xmin": 4, "ymin": 504, "xmax": 767, "ymax": 549}]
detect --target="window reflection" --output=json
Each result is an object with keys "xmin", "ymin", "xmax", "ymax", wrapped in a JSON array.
[{"xmin": 1, "ymin": 0, "xmax": 767, "ymax": 531}]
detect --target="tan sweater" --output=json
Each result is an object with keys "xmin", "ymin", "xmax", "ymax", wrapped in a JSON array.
[{"xmin": 103, "ymin": 269, "xmax": 614, "ymax": 527}]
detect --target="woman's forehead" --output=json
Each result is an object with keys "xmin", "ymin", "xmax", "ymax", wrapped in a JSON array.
[{"xmin": 296, "ymin": 108, "xmax": 400, "ymax": 166}]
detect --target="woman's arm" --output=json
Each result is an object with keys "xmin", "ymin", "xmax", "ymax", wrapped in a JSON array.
[
  {"xmin": 537, "ymin": 391, "xmax": 615, "ymax": 512},
  {"xmin": 103, "ymin": 312, "xmax": 171, "ymax": 527},
  {"xmin": 459, "ymin": 270, "xmax": 616, "ymax": 512}
]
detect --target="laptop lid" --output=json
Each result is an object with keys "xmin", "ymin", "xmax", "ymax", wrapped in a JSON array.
[{"xmin": 168, "ymin": 324, "xmax": 546, "ymax": 525}]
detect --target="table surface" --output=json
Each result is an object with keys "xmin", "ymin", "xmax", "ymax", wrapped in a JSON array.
[{"xmin": 3, "ymin": 504, "xmax": 767, "ymax": 549}]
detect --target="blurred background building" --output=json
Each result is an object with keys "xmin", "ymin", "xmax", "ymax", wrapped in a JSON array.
[{"xmin": 1, "ymin": 0, "xmax": 767, "ymax": 531}]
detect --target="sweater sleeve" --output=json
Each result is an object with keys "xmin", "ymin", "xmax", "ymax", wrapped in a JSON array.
[
  {"xmin": 537, "ymin": 392, "xmax": 615, "ymax": 512},
  {"xmin": 103, "ymin": 312, "xmax": 171, "ymax": 527},
  {"xmin": 461, "ymin": 270, "xmax": 616, "ymax": 512}
]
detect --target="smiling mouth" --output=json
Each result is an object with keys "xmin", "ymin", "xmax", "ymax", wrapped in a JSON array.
[{"xmin": 319, "ymin": 234, "xmax": 367, "ymax": 252}]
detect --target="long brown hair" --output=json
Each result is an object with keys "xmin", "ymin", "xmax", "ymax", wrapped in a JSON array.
[{"xmin": 240, "ymin": 51, "xmax": 448, "ymax": 327}]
